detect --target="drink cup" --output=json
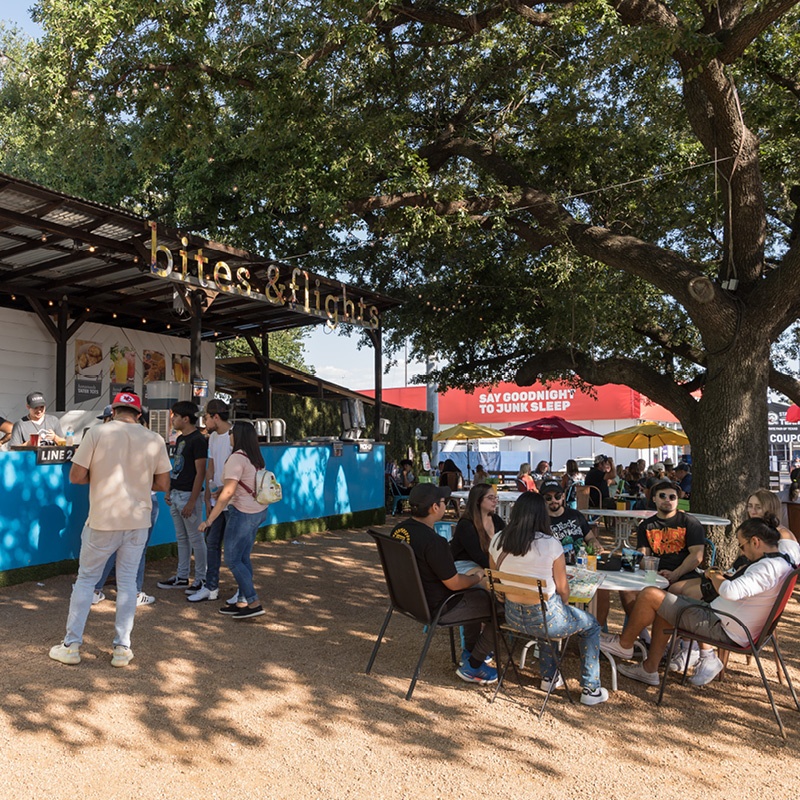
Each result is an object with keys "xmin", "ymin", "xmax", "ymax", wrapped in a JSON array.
[
  {"xmin": 29, "ymin": 433, "xmax": 39, "ymax": 446},
  {"xmin": 642, "ymin": 556, "xmax": 658, "ymax": 583}
]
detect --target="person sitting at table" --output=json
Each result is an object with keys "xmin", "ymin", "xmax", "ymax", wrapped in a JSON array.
[
  {"xmin": 439, "ymin": 458, "xmax": 464, "ymax": 514},
  {"xmin": 644, "ymin": 462, "xmax": 666, "ymax": 507},
  {"xmin": 585, "ymin": 455, "xmax": 616, "ymax": 509},
  {"xmin": 0, "ymin": 411, "xmax": 12, "ymax": 446},
  {"xmin": 532, "ymin": 460, "xmax": 553, "ymax": 485},
  {"xmin": 397, "ymin": 458, "xmax": 416, "ymax": 490},
  {"xmin": 472, "ymin": 464, "xmax": 489, "ymax": 484},
  {"xmin": 540, "ymin": 480, "xmax": 602, "ymax": 556},
  {"xmin": 778, "ymin": 480, "xmax": 800, "ymax": 530},
  {"xmin": 561, "ymin": 459, "xmax": 583, "ymax": 493},
  {"xmin": 488, "ymin": 492, "xmax": 608, "ymax": 706},
  {"xmin": 9, "ymin": 391, "xmax": 64, "ymax": 446},
  {"xmin": 674, "ymin": 462, "xmax": 692, "ymax": 499},
  {"xmin": 391, "ymin": 483, "xmax": 498, "ymax": 686},
  {"xmin": 595, "ymin": 479, "xmax": 705, "ymax": 631},
  {"xmin": 516, "ymin": 463, "xmax": 537, "ymax": 492},
  {"xmin": 600, "ymin": 516, "xmax": 794, "ymax": 687},
  {"xmin": 450, "ymin": 484, "xmax": 505, "ymax": 574}
]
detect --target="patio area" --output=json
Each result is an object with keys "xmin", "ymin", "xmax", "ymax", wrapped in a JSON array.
[{"xmin": 1, "ymin": 518, "xmax": 798, "ymax": 799}]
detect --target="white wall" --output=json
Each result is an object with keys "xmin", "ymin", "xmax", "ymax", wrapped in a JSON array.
[{"xmin": 0, "ymin": 306, "xmax": 215, "ymax": 430}]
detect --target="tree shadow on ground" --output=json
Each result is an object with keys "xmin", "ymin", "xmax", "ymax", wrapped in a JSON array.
[{"xmin": 0, "ymin": 516, "xmax": 798, "ymax": 782}]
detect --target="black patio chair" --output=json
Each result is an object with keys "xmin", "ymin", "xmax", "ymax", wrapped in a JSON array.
[
  {"xmin": 657, "ymin": 566, "xmax": 800, "ymax": 739},
  {"xmin": 485, "ymin": 568, "xmax": 575, "ymax": 719},
  {"xmin": 365, "ymin": 528, "xmax": 492, "ymax": 700}
]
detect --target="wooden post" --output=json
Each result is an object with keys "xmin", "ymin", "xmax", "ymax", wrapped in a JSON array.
[
  {"xmin": 55, "ymin": 300, "xmax": 68, "ymax": 411},
  {"xmin": 369, "ymin": 322, "xmax": 383, "ymax": 442},
  {"xmin": 261, "ymin": 328, "xmax": 271, "ymax": 418},
  {"xmin": 190, "ymin": 290, "xmax": 203, "ymax": 382}
]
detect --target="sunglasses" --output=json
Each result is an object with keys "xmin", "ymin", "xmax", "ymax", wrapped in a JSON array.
[
  {"xmin": 544, "ymin": 493, "xmax": 563, "ymax": 501},
  {"xmin": 656, "ymin": 492, "xmax": 678, "ymax": 500}
]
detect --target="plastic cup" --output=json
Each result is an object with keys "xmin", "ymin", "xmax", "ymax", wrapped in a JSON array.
[
  {"xmin": 642, "ymin": 556, "xmax": 658, "ymax": 583},
  {"xmin": 29, "ymin": 433, "xmax": 39, "ymax": 446}
]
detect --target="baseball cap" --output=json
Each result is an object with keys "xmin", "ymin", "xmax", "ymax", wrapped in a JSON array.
[
  {"xmin": 409, "ymin": 484, "xmax": 451, "ymax": 508},
  {"xmin": 111, "ymin": 391, "xmax": 143, "ymax": 413},
  {"xmin": 676, "ymin": 462, "xmax": 690, "ymax": 472},
  {"xmin": 540, "ymin": 480, "xmax": 563, "ymax": 496},
  {"xmin": 652, "ymin": 461, "xmax": 666, "ymax": 471},
  {"xmin": 26, "ymin": 391, "xmax": 46, "ymax": 407},
  {"xmin": 97, "ymin": 405, "xmax": 113, "ymax": 420}
]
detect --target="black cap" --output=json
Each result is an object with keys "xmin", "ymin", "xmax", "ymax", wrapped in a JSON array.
[
  {"xmin": 651, "ymin": 479, "xmax": 681, "ymax": 496},
  {"xmin": 26, "ymin": 391, "xmax": 46, "ymax": 407},
  {"xmin": 676, "ymin": 462, "xmax": 690, "ymax": 472},
  {"xmin": 97, "ymin": 405, "xmax": 113, "ymax": 420},
  {"xmin": 409, "ymin": 484, "xmax": 451, "ymax": 508},
  {"xmin": 540, "ymin": 480, "xmax": 563, "ymax": 496}
]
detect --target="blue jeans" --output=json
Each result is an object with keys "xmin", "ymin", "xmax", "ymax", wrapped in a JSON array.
[
  {"xmin": 205, "ymin": 507, "xmax": 229, "ymax": 591},
  {"xmin": 66, "ymin": 525, "xmax": 148, "ymax": 648},
  {"xmin": 169, "ymin": 489, "xmax": 207, "ymax": 581},
  {"xmin": 224, "ymin": 506, "xmax": 268, "ymax": 605},
  {"xmin": 95, "ymin": 503, "xmax": 159, "ymax": 593},
  {"xmin": 505, "ymin": 595, "xmax": 602, "ymax": 691}
]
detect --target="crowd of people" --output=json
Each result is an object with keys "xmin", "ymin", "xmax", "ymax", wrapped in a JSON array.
[
  {"xmin": 48, "ymin": 392, "xmax": 275, "ymax": 667},
  {"xmin": 389, "ymin": 472, "xmax": 799, "ymax": 704}
]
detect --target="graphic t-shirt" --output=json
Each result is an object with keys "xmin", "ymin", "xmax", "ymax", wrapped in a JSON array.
[
  {"xmin": 636, "ymin": 510, "xmax": 705, "ymax": 572},
  {"xmin": 391, "ymin": 518, "xmax": 458, "ymax": 611},
  {"xmin": 170, "ymin": 429, "xmax": 208, "ymax": 492},
  {"xmin": 548, "ymin": 507, "xmax": 591, "ymax": 546}
]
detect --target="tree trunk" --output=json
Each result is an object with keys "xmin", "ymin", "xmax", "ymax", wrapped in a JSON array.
[{"xmin": 682, "ymin": 339, "xmax": 771, "ymax": 567}]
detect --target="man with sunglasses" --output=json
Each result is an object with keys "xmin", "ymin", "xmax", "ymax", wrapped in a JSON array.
[{"xmin": 540, "ymin": 480, "xmax": 602, "ymax": 554}]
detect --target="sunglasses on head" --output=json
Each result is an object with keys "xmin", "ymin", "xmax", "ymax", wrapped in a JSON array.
[{"xmin": 656, "ymin": 492, "xmax": 678, "ymax": 500}]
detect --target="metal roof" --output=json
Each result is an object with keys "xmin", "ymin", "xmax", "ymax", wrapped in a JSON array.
[{"xmin": 0, "ymin": 173, "xmax": 400, "ymax": 340}]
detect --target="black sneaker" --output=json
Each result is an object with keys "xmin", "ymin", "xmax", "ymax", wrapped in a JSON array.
[
  {"xmin": 184, "ymin": 579, "xmax": 204, "ymax": 595},
  {"xmin": 219, "ymin": 604, "xmax": 241, "ymax": 615},
  {"xmin": 232, "ymin": 605, "xmax": 265, "ymax": 619},
  {"xmin": 157, "ymin": 575, "xmax": 190, "ymax": 589}
]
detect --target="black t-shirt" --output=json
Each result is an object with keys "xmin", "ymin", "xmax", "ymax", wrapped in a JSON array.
[
  {"xmin": 170, "ymin": 429, "xmax": 208, "ymax": 492},
  {"xmin": 450, "ymin": 513, "xmax": 505, "ymax": 569},
  {"xmin": 585, "ymin": 467, "xmax": 609, "ymax": 501},
  {"xmin": 391, "ymin": 517, "xmax": 458, "ymax": 610},
  {"xmin": 636, "ymin": 510, "xmax": 705, "ymax": 573},
  {"xmin": 548, "ymin": 507, "xmax": 591, "ymax": 545}
]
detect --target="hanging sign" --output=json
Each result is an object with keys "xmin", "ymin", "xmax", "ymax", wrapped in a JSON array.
[{"xmin": 147, "ymin": 222, "xmax": 380, "ymax": 330}]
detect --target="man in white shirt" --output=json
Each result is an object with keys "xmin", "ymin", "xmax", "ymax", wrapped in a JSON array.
[
  {"xmin": 600, "ymin": 517, "xmax": 794, "ymax": 686},
  {"xmin": 188, "ymin": 399, "xmax": 233, "ymax": 602},
  {"xmin": 49, "ymin": 392, "xmax": 171, "ymax": 667}
]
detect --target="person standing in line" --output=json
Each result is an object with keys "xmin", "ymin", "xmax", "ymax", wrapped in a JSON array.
[
  {"xmin": 188, "ymin": 399, "xmax": 233, "ymax": 603},
  {"xmin": 199, "ymin": 421, "xmax": 271, "ymax": 619},
  {"xmin": 48, "ymin": 392, "xmax": 171, "ymax": 666},
  {"xmin": 158, "ymin": 401, "xmax": 208, "ymax": 592}
]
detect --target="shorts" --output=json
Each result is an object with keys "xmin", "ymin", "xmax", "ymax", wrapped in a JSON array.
[
  {"xmin": 454, "ymin": 559, "xmax": 482, "ymax": 574},
  {"xmin": 657, "ymin": 594, "xmax": 738, "ymax": 647}
]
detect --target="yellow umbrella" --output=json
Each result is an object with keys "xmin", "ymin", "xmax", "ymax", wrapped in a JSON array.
[
  {"xmin": 602, "ymin": 422, "xmax": 689, "ymax": 449},
  {"xmin": 433, "ymin": 422, "xmax": 504, "ymax": 475}
]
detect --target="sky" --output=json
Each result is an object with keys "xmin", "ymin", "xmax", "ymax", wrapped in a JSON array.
[{"xmin": 1, "ymin": 2, "xmax": 427, "ymax": 393}]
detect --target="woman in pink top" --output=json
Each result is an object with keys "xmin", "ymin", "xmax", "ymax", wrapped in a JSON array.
[{"xmin": 199, "ymin": 421, "xmax": 270, "ymax": 619}]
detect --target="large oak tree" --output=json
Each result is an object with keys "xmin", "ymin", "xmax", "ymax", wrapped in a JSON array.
[{"xmin": 4, "ymin": 0, "xmax": 800, "ymax": 552}]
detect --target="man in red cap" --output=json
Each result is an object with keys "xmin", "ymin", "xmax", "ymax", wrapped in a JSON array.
[{"xmin": 49, "ymin": 392, "xmax": 171, "ymax": 667}]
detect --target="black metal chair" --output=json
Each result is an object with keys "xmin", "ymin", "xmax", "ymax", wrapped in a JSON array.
[
  {"xmin": 365, "ymin": 528, "xmax": 492, "ymax": 700},
  {"xmin": 485, "ymin": 568, "xmax": 575, "ymax": 718},
  {"xmin": 658, "ymin": 566, "xmax": 800, "ymax": 739}
]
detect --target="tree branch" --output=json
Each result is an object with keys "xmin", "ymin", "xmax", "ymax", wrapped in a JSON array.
[
  {"xmin": 765, "ymin": 70, "xmax": 800, "ymax": 102},
  {"xmin": 717, "ymin": 0, "xmax": 800, "ymax": 63},
  {"xmin": 631, "ymin": 322, "xmax": 708, "ymax": 365},
  {"xmin": 769, "ymin": 367, "xmax": 800, "ymax": 406},
  {"xmin": 514, "ymin": 348, "xmax": 698, "ymax": 423}
]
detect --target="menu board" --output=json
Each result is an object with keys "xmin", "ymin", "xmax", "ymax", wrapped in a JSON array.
[
  {"xmin": 109, "ymin": 344, "xmax": 137, "ymax": 401},
  {"xmin": 142, "ymin": 350, "xmax": 167, "ymax": 400},
  {"xmin": 74, "ymin": 339, "xmax": 103, "ymax": 403},
  {"xmin": 172, "ymin": 354, "xmax": 191, "ymax": 383}
]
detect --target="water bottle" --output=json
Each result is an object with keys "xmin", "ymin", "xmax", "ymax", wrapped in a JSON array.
[
  {"xmin": 577, "ymin": 545, "xmax": 588, "ymax": 570},
  {"xmin": 65, "ymin": 426, "xmax": 74, "ymax": 447}
]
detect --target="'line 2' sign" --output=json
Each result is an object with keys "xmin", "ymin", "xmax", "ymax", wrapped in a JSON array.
[{"xmin": 36, "ymin": 446, "xmax": 78, "ymax": 466}]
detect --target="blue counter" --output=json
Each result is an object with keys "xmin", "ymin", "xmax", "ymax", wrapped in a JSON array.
[{"xmin": 0, "ymin": 442, "xmax": 385, "ymax": 573}]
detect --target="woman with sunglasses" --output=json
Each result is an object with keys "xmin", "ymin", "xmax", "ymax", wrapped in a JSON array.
[
  {"xmin": 198, "ymin": 421, "xmax": 271, "ymax": 619},
  {"xmin": 489, "ymin": 492, "xmax": 608, "ymax": 705},
  {"xmin": 450, "ymin": 483, "xmax": 505, "ymax": 574}
]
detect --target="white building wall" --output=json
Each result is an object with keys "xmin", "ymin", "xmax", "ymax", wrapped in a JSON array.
[{"xmin": 0, "ymin": 305, "xmax": 215, "ymax": 433}]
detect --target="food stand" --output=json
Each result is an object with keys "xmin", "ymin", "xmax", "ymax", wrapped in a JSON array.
[{"xmin": 0, "ymin": 173, "xmax": 400, "ymax": 584}]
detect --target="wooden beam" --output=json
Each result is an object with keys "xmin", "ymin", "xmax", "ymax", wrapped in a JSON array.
[{"xmin": 25, "ymin": 295, "xmax": 59, "ymax": 341}]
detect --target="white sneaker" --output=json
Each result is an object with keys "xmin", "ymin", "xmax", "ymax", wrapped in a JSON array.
[
  {"xmin": 688, "ymin": 653, "xmax": 724, "ymax": 686},
  {"xmin": 617, "ymin": 661, "xmax": 661, "ymax": 686},
  {"xmin": 599, "ymin": 632, "xmax": 634, "ymax": 659},
  {"xmin": 580, "ymin": 687, "xmax": 609, "ymax": 706},
  {"xmin": 187, "ymin": 586, "xmax": 219, "ymax": 603},
  {"xmin": 92, "ymin": 591, "xmax": 106, "ymax": 605},
  {"xmin": 668, "ymin": 643, "xmax": 700, "ymax": 673},
  {"xmin": 49, "ymin": 641, "xmax": 81, "ymax": 665},
  {"xmin": 540, "ymin": 674, "xmax": 565, "ymax": 692},
  {"xmin": 227, "ymin": 591, "xmax": 240, "ymax": 604},
  {"xmin": 137, "ymin": 592, "xmax": 155, "ymax": 606},
  {"xmin": 111, "ymin": 646, "xmax": 134, "ymax": 667}
]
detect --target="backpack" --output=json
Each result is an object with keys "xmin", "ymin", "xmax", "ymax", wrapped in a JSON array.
[{"xmin": 235, "ymin": 453, "xmax": 282, "ymax": 505}]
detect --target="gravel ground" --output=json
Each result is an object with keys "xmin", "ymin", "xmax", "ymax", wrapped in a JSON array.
[{"xmin": 1, "ymin": 518, "xmax": 798, "ymax": 799}]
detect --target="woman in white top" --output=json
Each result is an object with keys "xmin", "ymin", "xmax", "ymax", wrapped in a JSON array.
[
  {"xmin": 199, "ymin": 421, "xmax": 271, "ymax": 619},
  {"xmin": 488, "ymin": 492, "xmax": 608, "ymax": 706}
]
